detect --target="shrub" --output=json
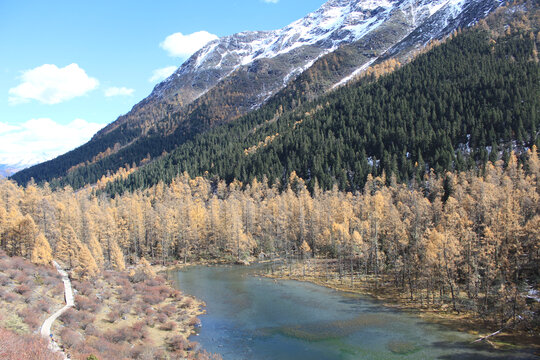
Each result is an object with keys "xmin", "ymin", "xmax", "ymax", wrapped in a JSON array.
[
  {"xmin": 142, "ymin": 292, "xmax": 163, "ymax": 305},
  {"xmin": 115, "ymin": 275, "xmax": 131, "ymax": 288},
  {"xmin": 7, "ymin": 269, "xmax": 18, "ymax": 280},
  {"xmin": 181, "ymin": 297, "xmax": 194, "ymax": 309},
  {"xmin": 75, "ymin": 294, "xmax": 101, "ymax": 313},
  {"xmin": 158, "ymin": 321, "xmax": 177, "ymax": 331},
  {"xmin": 10, "ymin": 257, "xmax": 27, "ymax": 271},
  {"xmin": 144, "ymin": 307, "xmax": 156, "ymax": 316},
  {"xmin": 73, "ymin": 280, "xmax": 93, "ymax": 296},
  {"xmin": 2, "ymin": 292, "xmax": 17, "ymax": 303},
  {"xmin": 0, "ymin": 274, "xmax": 10, "ymax": 286},
  {"xmin": 161, "ymin": 304, "xmax": 177, "ymax": 317},
  {"xmin": 0, "ymin": 327, "xmax": 62, "ymax": 360},
  {"xmin": 167, "ymin": 335, "xmax": 188, "ymax": 352},
  {"xmin": 18, "ymin": 308, "xmax": 41, "ymax": 329},
  {"xmin": 59, "ymin": 308, "xmax": 78, "ymax": 327},
  {"xmin": 14, "ymin": 273, "xmax": 29, "ymax": 284},
  {"xmin": 104, "ymin": 323, "xmax": 146, "ymax": 344},
  {"xmin": 119, "ymin": 286, "xmax": 135, "ymax": 302},
  {"xmin": 106, "ymin": 309, "xmax": 121, "ymax": 324},
  {"xmin": 42, "ymin": 274, "xmax": 58, "ymax": 286},
  {"xmin": 171, "ymin": 289, "xmax": 184, "ymax": 299},
  {"xmin": 35, "ymin": 299, "xmax": 51, "ymax": 313},
  {"xmin": 188, "ymin": 317, "xmax": 201, "ymax": 327},
  {"xmin": 52, "ymin": 282, "xmax": 64, "ymax": 297},
  {"xmin": 60, "ymin": 328, "xmax": 82, "ymax": 349},
  {"xmin": 77, "ymin": 310, "xmax": 96, "ymax": 330},
  {"xmin": 156, "ymin": 312, "xmax": 168, "ymax": 324}
]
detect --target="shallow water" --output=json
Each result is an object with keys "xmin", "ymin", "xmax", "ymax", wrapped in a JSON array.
[{"xmin": 171, "ymin": 265, "xmax": 536, "ymax": 360}]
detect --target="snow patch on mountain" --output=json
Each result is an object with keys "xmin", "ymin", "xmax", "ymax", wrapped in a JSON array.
[{"xmin": 104, "ymin": 0, "xmax": 503, "ymax": 139}]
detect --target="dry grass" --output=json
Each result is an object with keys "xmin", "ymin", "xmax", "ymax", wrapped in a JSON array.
[
  {"xmin": 58, "ymin": 267, "xmax": 208, "ymax": 360},
  {"xmin": 0, "ymin": 253, "xmax": 63, "ymax": 334}
]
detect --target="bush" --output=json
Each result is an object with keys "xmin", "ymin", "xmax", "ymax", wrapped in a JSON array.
[
  {"xmin": 106, "ymin": 309, "xmax": 121, "ymax": 323},
  {"xmin": 77, "ymin": 310, "xmax": 96, "ymax": 330},
  {"xmin": 0, "ymin": 274, "xmax": 10, "ymax": 286},
  {"xmin": 52, "ymin": 283, "xmax": 64, "ymax": 297},
  {"xmin": 35, "ymin": 299, "xmax": 51, "ymax": 313},
  {"xmin": 7, "ymin": 269, "xmax": 18, "ymax": 280},
  {"xmin": 42, "ymin": 274, "xmax": 58, "ymax": 286},
  {"xmin": 60, "ymin": 328, "xmax": 82, "ymax": 349},
  {"xmin": 167, "ymin": 335, "xmax": 188, "ymax": 352},
  {"xmin": 59, "ymin": 308, "xmax": 78, "ymax": 327},
  {"xmin": 73, "ymin": 280, "xmax": 93, "ymax": 296},
  {"xmin": 188, "ymin": 317, "xmax": 201, "ymax": 327},
  {"xmin": 158, "ymin": 321, "xmax": 177, "ymax": 331},
  {"xmin": 0, "ymin": 327, "xmax": 62, "ymax": 360},
  {"xmin": 142, "ymin": 292, "xmax": 163, "ymax": 305},
  {"xmin": 18, "ymin": 308, "xmax": 41, "ymax": 329},
  {"xmin": 2, "ymin": 292, "xmax": 17, "ymax": 303},
  {"xmin": 181, "ymin": 297, "xmax": 194, "ymax": 309},
  {"xmin": 85, "ymin": 324, "xmax": 99, "ymax": 337},
  {"xmin": 75, "ymin": 294, "xmax": 101, "ymax": 313},
  {"xmin": 104, "ymin": 323, "xmax": 146, "ymax": 344},
  {"xmin": 161, "ymin": 304, "xmax": 177, "ymax": 317},
  {"xmin": 14, "ymin": 273, "xmax": 30, "ymax": 285},
  {"xmin": 119, "ymin": 286, "xmax": 135, "ymax": 302},
  {"xmin": 156, "ymin": 312, "xmax": 168, "ymax": 324},
  {"xmin": 10, "ymin": 257, "xmax": 27, "ymax": 271}
]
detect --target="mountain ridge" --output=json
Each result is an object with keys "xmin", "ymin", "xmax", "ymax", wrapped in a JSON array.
[{"xmin": 12, "ymin": 0, "xmax": 506, "ymax": 188}]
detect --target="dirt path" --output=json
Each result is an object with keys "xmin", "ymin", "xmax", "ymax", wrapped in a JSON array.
[{"xmin": 40, "ymin": 261, "xmax": 74, "ymax": 359}]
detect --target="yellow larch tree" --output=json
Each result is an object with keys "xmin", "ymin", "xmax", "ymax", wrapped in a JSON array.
[
  {"xmin": 110, "ymin": 239, "xmax": 126, "ymax": 271},
  {"xmin": 31, "ymin": 233, "xmax": 53, "ymax": 266}
]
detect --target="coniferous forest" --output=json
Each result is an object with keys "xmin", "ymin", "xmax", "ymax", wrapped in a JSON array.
[
  {"xmin": 13, "ymin": 26, "xmax": 539, "ymax": 196},
  {"xmin": 103, "ymin": 28, "xmax": 538, "ymax": 195}
]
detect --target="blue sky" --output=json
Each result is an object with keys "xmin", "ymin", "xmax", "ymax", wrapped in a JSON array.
[{"xmin": 0, "ymin": 0, "xmax": 325, "ymax": 166}]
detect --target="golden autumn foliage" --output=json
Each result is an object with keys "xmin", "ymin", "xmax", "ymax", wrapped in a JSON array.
[
  {"xmin": 30, "ymin": 233, "xmax": 52, "ymax": 266},
  {"xmin": 0, "ymin": 148, "xmax": 538, "ymax": 328}
]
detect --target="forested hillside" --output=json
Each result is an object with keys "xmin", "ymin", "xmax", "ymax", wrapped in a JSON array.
[
  {"xmin": 101, "ymin": 24, "xmax": 539, "ymax": 195},
  {"xmin": 13, "ymin": 1, "xmax": 530, "ymax": 191},
  {"xmin": 1, "ymin": 149, "xmax": 539, "ymax": 331}
]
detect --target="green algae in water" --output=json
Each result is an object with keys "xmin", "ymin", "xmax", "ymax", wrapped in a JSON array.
[
  {"xmin": 276, "ymin": 314, "xmax": 391, "ymax": 342},
  {"xmin": 387, "ymin": 340, "xmax": 421, "ymax": 355}
]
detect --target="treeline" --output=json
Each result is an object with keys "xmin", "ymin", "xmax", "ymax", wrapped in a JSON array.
[
  {"xmin": 102, "ymin": 25, "xmax": 539, "ymax": 196},
  {"xmin": 1, "ymin": 149, "xmax": 539, "ymax": 328}
]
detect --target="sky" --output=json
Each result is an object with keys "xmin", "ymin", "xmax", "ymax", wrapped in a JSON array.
[{"xmin": 0, "ymin": 0, "xmax": 326, "ymax": 167}]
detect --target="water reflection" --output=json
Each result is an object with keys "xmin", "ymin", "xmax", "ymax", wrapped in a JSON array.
[{"xmin": 171, "ymin": 265, "xmax": 537, "ymax": 360}]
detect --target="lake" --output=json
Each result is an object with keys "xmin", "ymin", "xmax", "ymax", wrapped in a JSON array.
[{"xmin": 171, "ymin": 265, "xmax": 536, "ymax": 360}]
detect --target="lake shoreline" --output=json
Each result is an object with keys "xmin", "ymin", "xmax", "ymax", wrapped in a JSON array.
[{"xmin": 260, "ymin": 262, "xmax": 540, "ymax": 355}]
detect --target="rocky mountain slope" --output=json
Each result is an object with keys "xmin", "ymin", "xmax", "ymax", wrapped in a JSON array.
[{"xmin": 13, "ymin": 0, "xmax": 505, "ymax": 187}]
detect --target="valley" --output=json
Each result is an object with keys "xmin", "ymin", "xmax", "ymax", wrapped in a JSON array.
[{"xmin": 1, "ymin": 0, "xmax": 539, "ymax": 359}]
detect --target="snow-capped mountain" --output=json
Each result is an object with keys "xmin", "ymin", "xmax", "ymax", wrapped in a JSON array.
[
  {"xmin": 15, "ymin": 0, "xmax": 506, "ymax": 186},
  {"xmin": 98, "ymin": 0, "xmax": 503, "ymax": 137},
  {"xmin": 0, "ymin": 155, "xmax": 50, "ymax": 177}
]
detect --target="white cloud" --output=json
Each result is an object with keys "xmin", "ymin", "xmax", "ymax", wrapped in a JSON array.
[
  {"xmin": 104, "ymin": 86, "xmax": 134, "ymax": 97},
  {"xmin": 0, "ymin": 118, "xmax": 106, "ymax": 166},
  {"xmin": 8, "ymin": 63, "xmax": 99, "ymax": 105},
  {"xmin": 0, "ymin": 122, "xmax": 19, "ymax": 134},
  {"xmin": 263, "ymin": 0, "xmax": 279, "ymax": 3},
  {"xmin": 149, "ymin": 66, "xmax": 177, "ymax": 83},
  {"xmin": 160, "ymin": 31, "xmax": 218, "ymax": 58}
]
